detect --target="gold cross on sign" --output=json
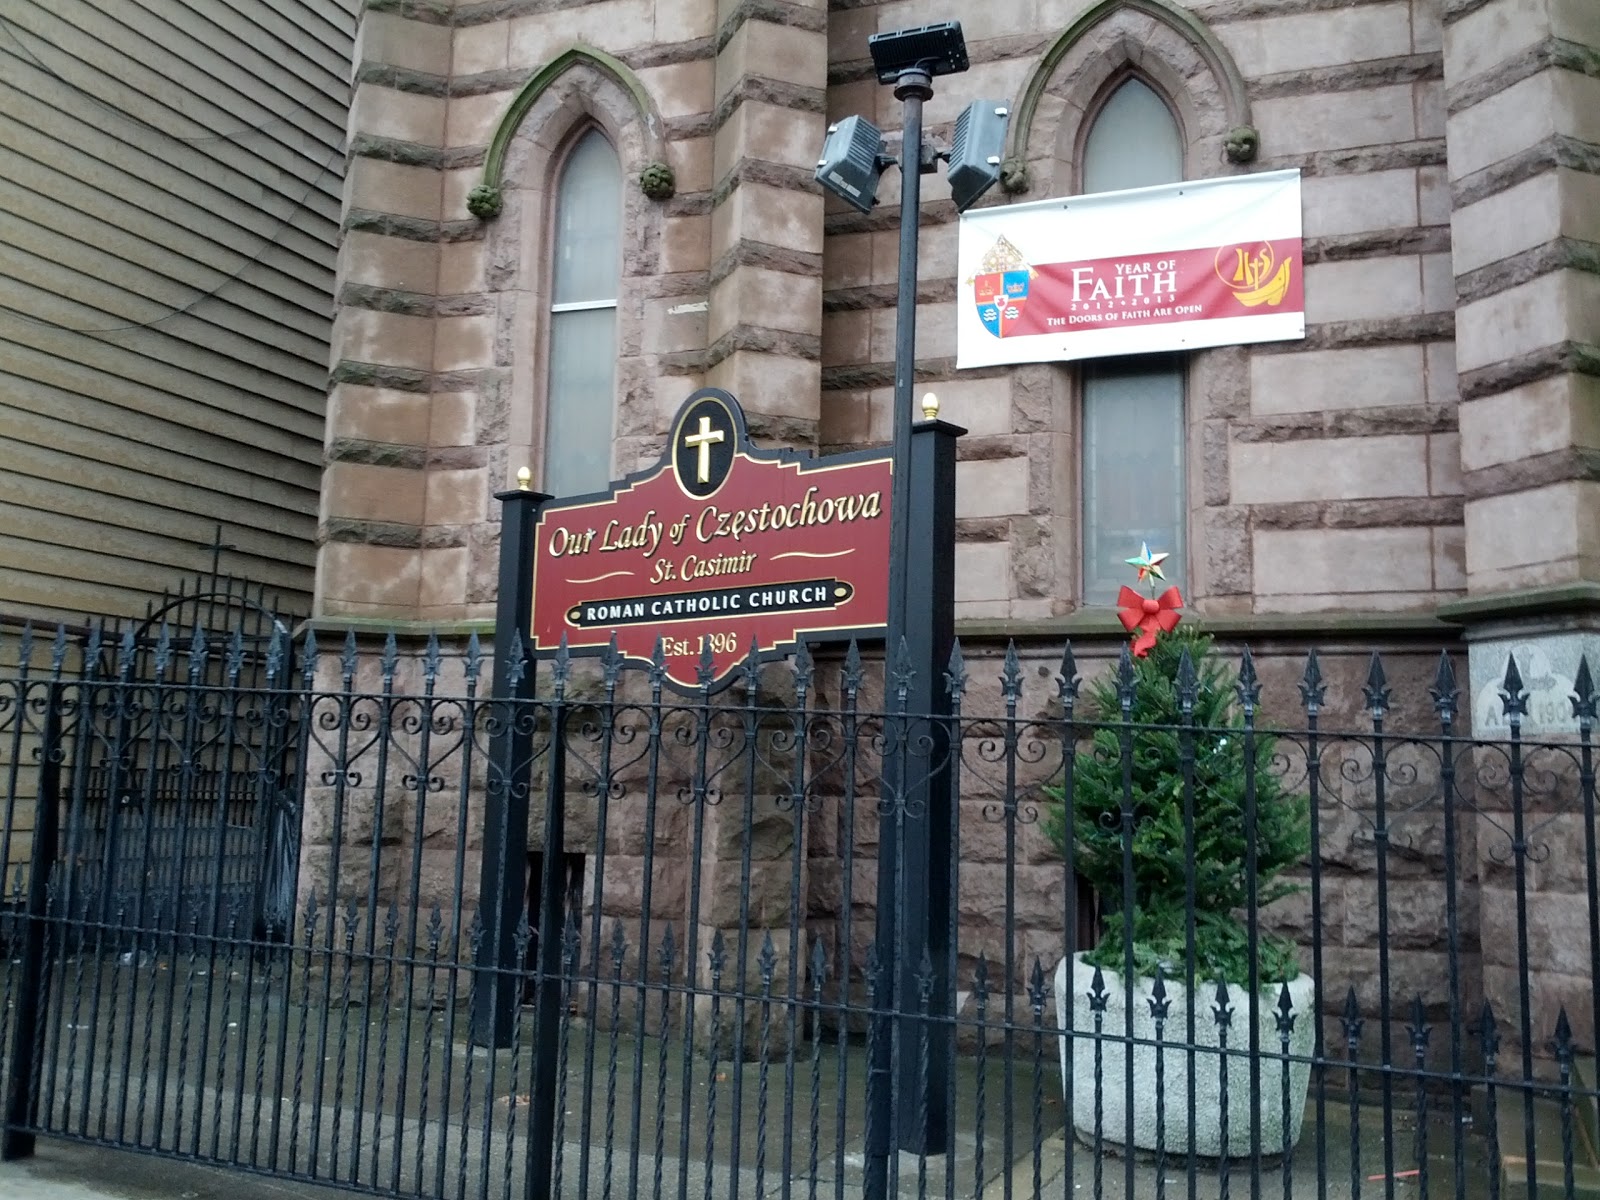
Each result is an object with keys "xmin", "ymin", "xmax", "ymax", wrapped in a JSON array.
[{"xmin": 683, "ymin": 414, "xmax": 725, "ymax": 484}]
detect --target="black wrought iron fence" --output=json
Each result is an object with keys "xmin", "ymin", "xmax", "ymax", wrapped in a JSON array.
[{"xmin": 3, "ymin": 621, "xmax": 1599, "ymax": 1200}]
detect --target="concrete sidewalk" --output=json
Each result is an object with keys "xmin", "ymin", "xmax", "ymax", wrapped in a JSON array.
[{"xmin": 0, "ymin": 1142, "xmax": 347, "ymax": 1200}]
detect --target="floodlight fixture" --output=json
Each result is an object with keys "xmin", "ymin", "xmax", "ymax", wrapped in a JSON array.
[
  {"xmin": 946, "ymin": 99, "xmax": 1009, "ymax": 211},
  {"xmin": 867, "ymin": 21, "xmax": 969, "ymax": 84},
  {"xmin": 815, "ymin": 114, "xmax": 887, "ymax": 213}
]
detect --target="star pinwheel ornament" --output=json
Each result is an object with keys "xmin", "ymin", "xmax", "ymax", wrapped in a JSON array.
[{"xmin": 1124, "ymin": 542, "xmax": 1170, "ymax": 587}]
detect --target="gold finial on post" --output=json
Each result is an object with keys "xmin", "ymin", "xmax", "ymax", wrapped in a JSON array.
[
  {"xmin": 920, "ymin": 392, "xmax": 940, "ymax": 421},
  {"xmin": 516, "ymin": 466, "xmax": 532, "ymax": 491}
]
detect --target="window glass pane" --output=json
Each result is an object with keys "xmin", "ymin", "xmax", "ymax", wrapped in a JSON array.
[
  {"xmin": 1081, "ymin": 360, "xmax": 1185, "ymax": 605},
  {"xmin": 1079, "ymin": 80, "xmax": 1186, "ymax": 606},
  {"xmin": 1082, "ymin": 78, "xmax": 1183, "ymax": 194},
  {"xmin": 544, "ymin": 306, "xmax": 617, "ymax": 496},
  {"xmin": 552, "ymin": 131, "xmax": 621, "ymax": 305},
  {"xmin": 545, "ymin": 129, "xmax": 620, "ymax": 497}
]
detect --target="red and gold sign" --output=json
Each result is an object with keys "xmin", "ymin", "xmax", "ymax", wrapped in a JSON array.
[{"xmin": 530, "ymin": 388, "xmax": 892, "ymax": 690}]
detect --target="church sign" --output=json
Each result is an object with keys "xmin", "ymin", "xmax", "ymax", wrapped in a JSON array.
[
  {"xmin": 956, "ymin": 168, "xmax": 1305, "ymax": 366},
  {"xmin": 529, "ymin": 388, "xmax": 893, "ymax": 690}
]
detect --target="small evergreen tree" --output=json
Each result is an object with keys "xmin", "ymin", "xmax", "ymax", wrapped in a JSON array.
[{"xmin": 1044, "ymin": 626, "xmax": 1311, "ymax": 986}]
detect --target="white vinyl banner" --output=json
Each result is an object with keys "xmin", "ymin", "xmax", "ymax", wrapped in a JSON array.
[{"xmin": 956, "ymin": 169, "xmax": 1305, "ymax": 368}]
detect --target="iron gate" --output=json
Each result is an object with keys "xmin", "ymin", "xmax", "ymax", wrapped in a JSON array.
[{"xmin": 70, "ymin": 576, "xmax": 303, "ymax": 949}]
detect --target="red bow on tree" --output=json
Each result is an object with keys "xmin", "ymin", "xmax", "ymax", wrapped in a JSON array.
[{"xmin": 1116, "ymin": 585, "xmax": 1184, "ymax": 657}]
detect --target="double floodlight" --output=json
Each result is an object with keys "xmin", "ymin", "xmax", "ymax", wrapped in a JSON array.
[
  {"xmin": 816, "ymin": 22, "xmax": 1007, "ymax": 215},
  {"xmin": 814, "ymin": 98, "xmax": 1009, "ymax": 215}
]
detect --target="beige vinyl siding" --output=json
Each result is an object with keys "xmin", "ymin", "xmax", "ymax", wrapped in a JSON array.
[{"xmin": 0, "ymin": 0, "xmax": 355, "ymax": 624}]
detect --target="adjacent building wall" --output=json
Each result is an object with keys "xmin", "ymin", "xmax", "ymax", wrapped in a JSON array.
[{"xmin": 0, "ymin": 0, "xmax": 355, "ymax": 623}]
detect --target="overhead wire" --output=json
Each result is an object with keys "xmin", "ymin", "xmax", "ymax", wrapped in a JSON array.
[
  {"xmin": 0, "ymin": 5, "xmax": 347, "ymax": 337},
  {"xmin": 1, "ymin": 141, "xmax": 345, "ymax": 336},
  {"xmin": 0, "ymin": 10, "xmax": 310, "ymax": 145}
]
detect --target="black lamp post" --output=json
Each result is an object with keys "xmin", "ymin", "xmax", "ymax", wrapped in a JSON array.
[
  {"xmin": 868, "ymin": 25, "xmax": 966, "ymax": 650},
  {"xmin": 815, "ymin": 21, "xmax": 1009, "ymax": 1197},
  {"xmin": 816, "ymin": 16, "xmax": 1010, "ymax": 717}
]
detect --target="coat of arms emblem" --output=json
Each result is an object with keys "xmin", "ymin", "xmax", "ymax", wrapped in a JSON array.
[{"xmin": 973, "ymin": 236, "xmax": 1032, "ymax": 338}]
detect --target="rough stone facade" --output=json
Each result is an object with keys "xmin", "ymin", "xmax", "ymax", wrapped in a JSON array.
[
  {"xmin": 318, "ymin": 0, "xmax": 1599, "ymax": 678},
  {"xmin": 310, "ymin": 0, "xmax": 1600, "ymax": 1050}
]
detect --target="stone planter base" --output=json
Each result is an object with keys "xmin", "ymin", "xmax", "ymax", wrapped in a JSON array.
[{"xmin": 1053, "ymin": 953, "xmax": 1316, "ymax": 1159}]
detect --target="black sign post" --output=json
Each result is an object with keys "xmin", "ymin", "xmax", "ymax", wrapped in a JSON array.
[
  {"xmin": 472, "ymin": 476, "xmax": 550, "ymax": 1050},
  {"xmin": 483, "ymin": 382, "xmax": 961, "ymax": 1197},
  {"xmin": 868, "ymin": 411, "xmax": 963, "ymax": 1167}
]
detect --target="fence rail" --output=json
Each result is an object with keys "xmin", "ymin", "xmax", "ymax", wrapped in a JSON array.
[{"xmin": 3, "ymin": 621, "xmax": 1599, "ymax": 1200}]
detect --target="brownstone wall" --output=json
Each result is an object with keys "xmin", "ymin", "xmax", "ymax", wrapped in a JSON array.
[
  {"xmin": 1442, "ymin": 0, "xmax": 1600, "ymax": 1058},
  {"xmin": 1444, "ymin": 0, "xmax": 1600, "ymax": 595},
  {"xmin": 309, "ymin": 0, "xmax": 1600, "ymax": 1053},
  {"xmin": 321, "ymin": 0, "xmax": 832, "ymax": 623},
  {"xmin": 319, "ymin": 0, "xmax": 1597, "ymax": 677},
  {"xmin": 820, "ymin": 0, "xmax": 1464, "ymax": 622}
]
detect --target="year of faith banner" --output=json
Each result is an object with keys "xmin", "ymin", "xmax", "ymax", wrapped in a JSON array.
[{"xmin": 956, "ymin": 169, "xmax": 1305, "ymax": 367}]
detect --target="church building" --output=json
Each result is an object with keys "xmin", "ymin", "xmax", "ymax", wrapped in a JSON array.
[{"xmin": 317, "ymin": 0, "xmax": 1599, "ymax": 724}]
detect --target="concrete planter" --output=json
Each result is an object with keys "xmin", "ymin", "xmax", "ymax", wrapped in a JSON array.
[{"xmin": 1053, "ymin": 953, "xmax": 1316, "ymax": 1158}]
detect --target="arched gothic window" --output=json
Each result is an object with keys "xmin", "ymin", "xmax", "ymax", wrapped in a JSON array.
[
  {"xmin": 1079, "ymin": 78, "xmax": 1188, "ymax": 604},
  {"xmin": 543, "ymin": 129, "xmax": 621, "ymax": 498}
]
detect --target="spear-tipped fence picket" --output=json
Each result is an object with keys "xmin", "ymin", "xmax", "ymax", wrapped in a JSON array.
[{"xmin": 2, "ymin": 619, "xmax": 1599, "ymax": 1200}]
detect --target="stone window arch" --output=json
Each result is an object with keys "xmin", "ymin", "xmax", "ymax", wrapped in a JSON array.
[
  {"xmin": 1078, "ymin": 74, "xmax": 1189, "ymax": 604},
  {"xmin": 476, "ymin": 52, "xmax": 668, "ymax": 498},
  {"xmin": 1003, "ymin": 0, "xmax": 1254, "ymax": 608},
  {"xmin": 1008, "ymin": 0, "xmax": 1254, "ymax": 197}
]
